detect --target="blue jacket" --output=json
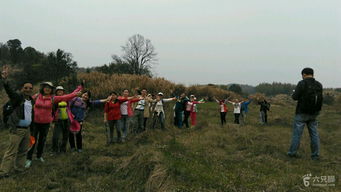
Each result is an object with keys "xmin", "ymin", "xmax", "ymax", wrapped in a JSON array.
[{"xmin": 241, "ymin": 100, "xmax": 252, "ymax": 113}]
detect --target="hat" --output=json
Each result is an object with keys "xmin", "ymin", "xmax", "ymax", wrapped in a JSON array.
[
  {"xmin": 55, "ymin": 86, "xmax": 65, "ymax": 91},
  {"xmin": 40, "ymin": 82, "xmax": 54, "ymax": 88},
  {"xmin": 158, "ymin": 92, "xmax": 164, "ymax": 96},
  {"xmin": 190, "ymin": 95, "xmax": 195, "ymax": 98}
]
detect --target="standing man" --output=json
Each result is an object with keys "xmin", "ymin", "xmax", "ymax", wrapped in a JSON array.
[
  {"xmin": 0, "ymin": 66, "xmax": 34, "ymax": 178},
  {"xmin": 287, "ymin": 68, "xmax": 323, "ymax": 160},
  {"xmin": 258, "ymin": 99, "xmax": 270, "ymax": 125},
  {"xmin": 240, "ymin": 98, "xmax": 253, "ymax": 125},
  {"xmin": 174, "ymin": 93, "xmax": 189, "ymax": 128},
  {"xmin": 134, "ymin": 89, "xmax": 152, "ymax": 133}
]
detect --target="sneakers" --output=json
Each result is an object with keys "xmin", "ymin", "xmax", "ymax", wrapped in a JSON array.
[
  {"xmin": 0, "ymin": 172, "xmax": 9, "ymax": 179},
  {"xmin": 77, "ymin": 149, "xmax": 83, "ymax": 153},
  {"xmin": 24, "ymin": 160, "xmax": 32, "ymax": 168},
  {"xmin": 38, "ymin": 157, "xmax": 45, "ymax": 163}
]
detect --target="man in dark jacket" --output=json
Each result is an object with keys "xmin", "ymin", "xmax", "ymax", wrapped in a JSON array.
[
  {"xmin": 287, "ymin": 68, "xmax": 323, "ymax": 160},
  {"xmin": 0, "ymin": 66, "xmax": 34, "ymax": 178},
  {"xmin": 258, "ymin": 99, "xmax": 270, "ymax": 124},
  {"xmin": 174, "ymin": 93, "xmax": 188, "ymax": 128}
]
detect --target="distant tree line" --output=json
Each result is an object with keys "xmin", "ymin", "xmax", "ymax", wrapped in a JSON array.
[
  {"xmin": 0, "ymin": 39, "xmax": 78, "ymax": 88},
  {"xmin": 255, "ymin": 82, "xmax": 296, "ymax": 96}
]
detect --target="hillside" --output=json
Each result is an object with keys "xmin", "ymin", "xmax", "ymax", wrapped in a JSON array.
[{"xmin": 0, "ymin": 100, "xmax": 340, "ymax": 191}]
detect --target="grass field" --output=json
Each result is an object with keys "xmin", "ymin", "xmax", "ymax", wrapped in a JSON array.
[{"xmin": 0, "ymin": 101, "xmax": 340, "ymax": 192}]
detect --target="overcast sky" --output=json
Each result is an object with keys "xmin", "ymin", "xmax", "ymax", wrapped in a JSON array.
[{"xmin": 1, "ymin": 0, "xmax": 340, "ymax": 87}]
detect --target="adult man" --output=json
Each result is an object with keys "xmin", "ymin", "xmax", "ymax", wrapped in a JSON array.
[
  {"xmin": 258, "ymin": 99, "xmax": 270, "ymax": 124},
  {"xmin": 134, "ymin": 89, "xmax": 152, "ymax": 133},
  {"xmin": 240, "ymin": 98, "xmax": 253, "ymax": 124},
  {"xmin": 174, "ymin": 93, "xmax": 189, "ymax": 128},
  {"xmin": 0, "ymin": 66, "xmax": 34, "ymax": 178},
  {"xmin": 287, "ymin": 68, "xmax": 323, "ymax": 160}
]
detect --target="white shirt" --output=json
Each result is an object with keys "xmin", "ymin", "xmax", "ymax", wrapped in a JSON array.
[
  {"xmin": 231, "ymin": 102, "xmax": 241, "ymax": 114},
  {"xmin": 135, "ymin": 99, "xmax": 145, "ymax": 110},
  {"xmin": 120, "ymin": 101, "xmax": 128, "ymax": 115},
  {"xmin": 154, "ymin": 98, "xmax": 173, "ymax": 115},
  {"xmin": 18, "ymin": 99, "xmax": 32, "ymax": 127}
]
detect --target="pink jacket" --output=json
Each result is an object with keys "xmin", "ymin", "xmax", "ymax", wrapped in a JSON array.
[
  {"xmin": 187, "ymin": 101, "xmax": 200, "ymax": 113},
  {"xmin": 34, "ymin": 86, "xmax": 82, "ymax": 124}
]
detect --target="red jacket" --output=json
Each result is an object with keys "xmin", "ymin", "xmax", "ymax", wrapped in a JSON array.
[{"xmin": 104, "ymin": 98, "xmax": 128, "ymax": 121}]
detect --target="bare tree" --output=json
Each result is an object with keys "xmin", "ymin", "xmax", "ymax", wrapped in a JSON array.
[{"xmin": 114, "ymin": 34, "xmax": 157, "ymax": 76}]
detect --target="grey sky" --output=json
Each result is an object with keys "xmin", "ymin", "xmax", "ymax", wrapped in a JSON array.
[{"xmin": 1, "ymin": 0, "xmax": 340, "ymax": 87}]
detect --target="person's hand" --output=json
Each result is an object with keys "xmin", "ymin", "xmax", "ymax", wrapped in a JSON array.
[
  {"xmin": 76, "ymin": 91, "xmax": 82, "ymax": 97},
  {"xmin": 1, "ymin": 65, "xmax": 9, "ymax": 79},
  {"xmin": 106, "ymin": 96, "xmax": 112, "ymax": 102},
  {"xmin": 104, "ymin": 119, "xmax": 107, "ymax": 123}
]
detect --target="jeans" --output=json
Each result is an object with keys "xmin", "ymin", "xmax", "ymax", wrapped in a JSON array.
[
  {"xmin": 27, "ymin": 123, "xmax": 50, "ymax": 160},
  {"xmin": 120, "ymin": 115, "xmax": 130, "ymax": 139},
  {"xmin": 288, "ymin": 114, "xmax": 320, "ymax": 159},
  {"xmin": 240, "ymin": 111, "xmax": 247, "ymax": 124},
  {"xmin": 106, "ymin": 120, "xmax": 121, "ymax": 143},
  {"xmin": 260, "ymin": 111, "xmax": 267, "ymax": 124},
  {"xmin": 174, "ymin": 111, "xmax": 183, "ymax": 128}
]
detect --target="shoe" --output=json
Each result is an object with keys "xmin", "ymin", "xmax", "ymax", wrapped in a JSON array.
[
  {"xmin": 77, "ymin": 149, "xmax": 82, "ymax": 153},
  {"xmin": 24, "ymin": 160, "xmax": 32, "ymax": 168},
  {"xmin": 311, "ymin": 156, "xmax": 320, "ymax": 161},
  {"xmin": 0, "ymin": 172, "xmax": 9, "ymax": 179},
  {"xmin": 37, "ymin": 157, "xmax": 45, "ymax": 163},
  {"xmin": 287, "ymin": 153, "xmax": 301, "ymax": 158}
]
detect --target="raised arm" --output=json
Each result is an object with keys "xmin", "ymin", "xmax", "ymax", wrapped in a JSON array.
[
  {"xmin": 2, "ymin": 79, "xmax": 21, "ymax": 102},
  {"xmin": 54, "ymin": 85, "xmax": 83, "ymax": 103},
  {"xmin": 1, "ymin": 65, "xmax": 21, "ymax": 102},
  {"xmin": 163, "ymin": 97, "xmax": 176, "ymax": 102}
]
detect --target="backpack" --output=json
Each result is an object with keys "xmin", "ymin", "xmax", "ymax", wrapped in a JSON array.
[
  {"xmin": 300, "ymin": 80, "xmax": 323, "ymax": 114},
  {"xmin": 2, "ymin": 101, "xmax": 14, "ymax": 124}
]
